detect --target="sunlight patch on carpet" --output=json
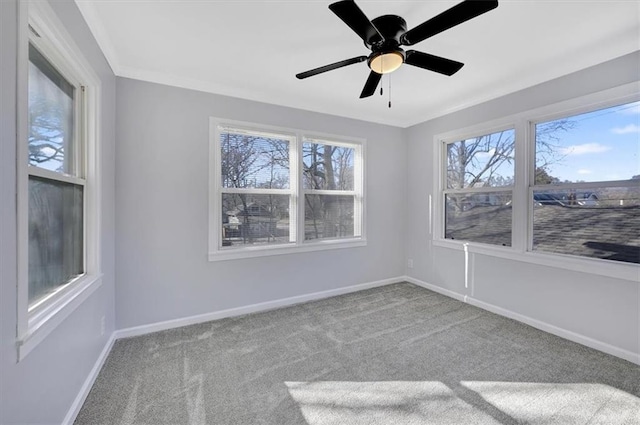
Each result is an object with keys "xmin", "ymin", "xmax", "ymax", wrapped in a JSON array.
[
  {"xmin": 286, "ymin": 381, "xmax": 640, "ymax": 425},
  {"xmin": 462, "ymin": 381, "xmax": 640, "ymax": 425},
  {"xmin": 285, "ymin": 381, "xmax": 502, "ymax": 425}
]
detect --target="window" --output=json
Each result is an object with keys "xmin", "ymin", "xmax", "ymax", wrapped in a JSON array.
[
  {"xmin": 27, "ymin": 42, "xmax": 85, "ymax": 308},
  {"xmin": 303, "ymin": 140, "xmax": 360, "ymax": 241},
  {"xmin": 434, "ymin": 88, "xmax": 639, "ymax": 277},
  {"xmin": 17, "ymin": 1, "xmax": 101, "ymax": 360},
  {"xmin": 531, "ymin": 102, "xmax": 640, "ymax": 263},
  {"xmin": 210, "ymin": 121, "xmax": 364, "ymax": 260},
  {"xmin": 443, "ymin": 128, "xmax": 515, "ymax": 247}
]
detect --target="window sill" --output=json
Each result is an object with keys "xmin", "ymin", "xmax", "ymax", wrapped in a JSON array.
[
  {"xmin": 209, "ymin": 238, "xmax": 367, "ymax": 261},
  {"xmin": 17, "ymin": 273, "xmax": 103, "ymax": 361},
  {"xmin": 431, "ymin": 239, "xmax": 638, "ymax": 282}
]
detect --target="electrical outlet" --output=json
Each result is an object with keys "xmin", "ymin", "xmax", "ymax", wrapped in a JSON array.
[
  {"xmin": 407, "ymin": 259, "xmax": 414, "ymax": 269},
  {"xmin": 100, "ymin": 315, "xmax": 105, "ymax": 336}
]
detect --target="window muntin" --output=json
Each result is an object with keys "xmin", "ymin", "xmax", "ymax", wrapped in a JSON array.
[
  {"xmin": 212, "ymin": 124, "xmax": 364, "ymax": 256},
  {"xmin": 27, "ymin": 42, "xmax": 86, "ymax": 307},
  {"xmin": 535, "ymin": 102, "xmax": 640, "ymax": 184},
  {"xmin": 532, "ymin": 186, "xmax": 639, "ymax": 263},
  {"xmin": 443, "ymin": 128, "xmax": 515, "ymax": 247}
]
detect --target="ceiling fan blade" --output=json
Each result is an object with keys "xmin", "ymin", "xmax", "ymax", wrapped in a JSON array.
[
  {"xmin": 359, "ymin": 71, "xmax": 381, "ymax": 98},
  {"xmin": 296, "ymin": 56, "xmax": 368, "ymax": 79},
  {"xmin": 329, "ymin": 0, "xmax": 383, "ymax": 44},
  {"xmin": 401, "ymin": 0, "xmax": 498, "ymax": 46},
  {"xmin": 405, "ymin": 50, "xmax": 464, "ymax": 76}
]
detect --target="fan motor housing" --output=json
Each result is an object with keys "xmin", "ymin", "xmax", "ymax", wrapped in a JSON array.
[{"xmin": 366, "ymin": 15, "xmax": 407, "ymax": 48}]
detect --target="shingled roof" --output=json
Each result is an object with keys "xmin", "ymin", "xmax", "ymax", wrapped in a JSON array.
[{"xmin": 446, "ymin": 204, "xmax": 640, "ymax": 264}]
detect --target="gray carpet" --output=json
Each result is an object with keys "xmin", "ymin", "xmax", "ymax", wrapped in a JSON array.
[{"xmin": 76, "ymin": 283, "xmax": 640, "ymax": 424}]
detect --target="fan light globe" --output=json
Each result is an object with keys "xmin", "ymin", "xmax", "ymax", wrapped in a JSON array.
[{"xmin": 370, "ymin": 52, "xmax": 403, "ymax": 74}]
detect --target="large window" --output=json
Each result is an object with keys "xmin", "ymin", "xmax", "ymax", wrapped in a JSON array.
[
  {"xmin": 435, "ymin": 91, "xmax": 639, "ymax": 273},
  {"xmin": 17, "ymin": 1, "xmax": 101, "ymax": 360},
  {"xmin": 210, "ymin": 121, "xmax": 364, "ymax": 260},
  {"xmin": 531, "ymin": 103, "xmax": 640, "ymax": 263}
]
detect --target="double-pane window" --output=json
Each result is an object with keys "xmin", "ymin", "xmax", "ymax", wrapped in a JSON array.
[
  {"xmin": 219, "ymin": 129, "xmax": 294, "ymax": 248},
  {"xmin": 27, "ymin": 43, "xmax": 85, "ymax": 308},
  {"xmin": 532, "ymin": 102, "xmax": 639, "ymax": 263},
  {"xmin": 212, "ymin": 124, "xmax": 364, "ymax": 257},
  {"xmin": 303, "ymin": 141, "xmax": 359, "ymax": 240},
  {"xmin": 444, "ymin": 129, "xmax": 515, "ymax": 247},
  {"xmin": 438, "ymin": 99, "xmax": 639, "ymax": 266}
]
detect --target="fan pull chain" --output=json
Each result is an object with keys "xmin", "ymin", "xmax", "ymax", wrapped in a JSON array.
[
  {"xmin": 388, "ymin": 73, "xmax": 392, "ymax": 108},
  {"xmin": 380, "ymin": 56, "xmax": 384, "ymax": 95}
]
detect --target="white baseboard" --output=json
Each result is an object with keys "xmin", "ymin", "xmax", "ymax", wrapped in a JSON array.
[
  {"xmin": 403, "ymin": 275, "xmax": 640, "ymax": 365},
  {"xmin": 403, "ymin": 276, "xmax": 466, "ymax": 302},
  {"xmin": 62, "ymin": 333, "xmax": 116, "ymax": 425},
  {"xmin": 114, "ymin": 276, "xmax": 404, "ymax": 339}
]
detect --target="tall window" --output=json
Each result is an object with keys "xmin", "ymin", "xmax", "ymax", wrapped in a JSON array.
[
  {"xmin": 531, "ymin": 102, "xmax": 640, "ymax": 263},
  {"xmin": 219, "ymin": 128, "xmax": 295, "ymax": 248},
  {"xmin": 27, "ymin": 42, "xmax": 85, "ymax": 308},
  {"xmin": 18, "ymin": 1, "xmax": 101, "ymax": 361},
  {"xmin": 303, "ymin": 140, "xmax": 360, "ymax": 241},
  {"xmin": 444, "ymin": 128, "xmax": 515, "ymax": 246},
  {"xmin": 211, "ymin": 122, "xmax": 365, "ymax": 260}
]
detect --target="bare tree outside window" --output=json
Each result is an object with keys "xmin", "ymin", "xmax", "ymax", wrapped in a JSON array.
[
  {"xmin": 213, "ymin": 124, "xmax": 364, "ymax": 255},
  {"xmin": 220, "ymin": 132, "xmax": 291, "ymax": 246},
  {"xmin": 303, "ymin": 142, "xmax": 355, "ymax": 240},
  {"xmin": 28, "ymin": 44, "xmax": 75, "ymax": 173}
]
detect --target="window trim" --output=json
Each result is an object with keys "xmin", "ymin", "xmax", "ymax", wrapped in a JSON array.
[
  {"xmin": 209, "ymin": 118, "xmax": 366, "ymax": 261},
  {"xmin": 16, "ymin": 0, "xmax": 102, "ymax": 361},
  {"xmin": 432, "ymin": 82, "xmax": 639, "ymax": 282}
]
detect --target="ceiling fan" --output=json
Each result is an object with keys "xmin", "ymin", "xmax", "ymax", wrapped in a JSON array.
[{"xmin": 296, "ymin": 0, "xmax": 499, "ymax": 99}]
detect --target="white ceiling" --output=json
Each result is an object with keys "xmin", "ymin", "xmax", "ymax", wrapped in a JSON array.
[{"xmin": 74, "ymin": 0, "xmax": 639, "ymax": 128}]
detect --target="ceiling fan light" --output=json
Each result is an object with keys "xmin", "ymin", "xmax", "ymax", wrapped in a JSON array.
[{"xmin": 370, "ymin": 51, "xmax": 403, "ymax": 74}]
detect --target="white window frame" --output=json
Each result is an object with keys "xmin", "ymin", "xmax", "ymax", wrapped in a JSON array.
[
  {"xmin": 432, "ymin": 82, "xmax": 639, "ymax": 282},
  {"xmin": 209, "ymin": 118, "xmax": 366, "ymax": 261},
  {"xmin": 16, "ymin": 0, "xmax": 102, "ymax": 361}
]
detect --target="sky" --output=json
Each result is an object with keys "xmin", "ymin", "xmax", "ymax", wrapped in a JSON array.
[
  {"xmin": 538, "ymin": 100, "xmax": 640, "ymax": 183},
  {"xmin": 457, "ymin": 100, "xmax": 640, "ymax": 187}
]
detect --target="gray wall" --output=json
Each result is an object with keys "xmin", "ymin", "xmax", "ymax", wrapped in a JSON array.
[
  {"xmin": 1, "ymin": 0, "xmax": 636, "ymax": 421},
  {"xmin": 115, "ymin": 77, "xmax": 407, "ymax": 329},
  {"xmin": 405, "ymin": 52, "xmax": 640, "ymax": 357},
  {"xmin": 0, "ymin": 1, "xmax": 116, "ymax": 423}
]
